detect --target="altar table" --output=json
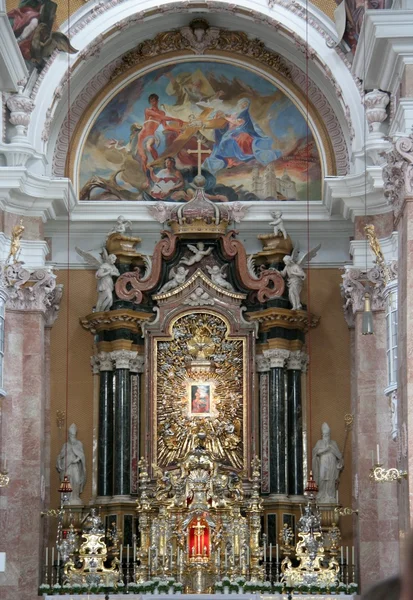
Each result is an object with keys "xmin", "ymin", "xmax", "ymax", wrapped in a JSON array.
[{"xmin": 43, "ymin": 594, "xmax": 357, "ymax": 599}]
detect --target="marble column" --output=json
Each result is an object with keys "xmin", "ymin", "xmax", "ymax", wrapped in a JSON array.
[
  {"xmin": 287, "ymin": 351, "xmax": 307, "ymax": 496},
  {"xmin": 264, "ymin": 349, "xmax": 290, "ymax": 495},
  {"xmin": 0, "ymin": 265, "xmax": 62, "ymax": 600},
  {"xmin": 96, "ymin": 353, "xmax": 114, "ymax": 498}
]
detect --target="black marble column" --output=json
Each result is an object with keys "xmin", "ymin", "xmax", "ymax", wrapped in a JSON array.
[
  {"xmin": 287, "ymin": 352, "xmax": 304, "ymax": 495},
  {"xmin": 264, "ymin": 350, "xmax": 289, "ymax": 495},
  {"xmin": 97, "ymin": 359, "xmax": 114, "ymax": 497},
  {"xmin": 114, "ymin": 360, "xmax": 131, "ymax": 497}
]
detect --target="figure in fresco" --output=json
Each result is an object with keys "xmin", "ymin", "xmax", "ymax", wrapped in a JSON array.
[
  {"xmin": 8, "ymin": 0, "xmax": 77, "ymax": 70},
  {"xmin": 148, "ymin": 157, "xmax": 185, "ymax": 199},
  {"xmin": 204, "ymin": 98, "xmax": 281, "ymax": 174},
  {"xmin": 336, "ymin": 0, "xmax": 392, "ymax": 54},
  {"xmin": 136, "ymin": 94, "xmax": 184, "ymax": 171}
]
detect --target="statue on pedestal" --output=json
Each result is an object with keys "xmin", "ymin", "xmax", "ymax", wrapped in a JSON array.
[
  {"xmin": 269, "ymin": 211, "xmax": 288, "ymax": 239},
  {"xmin": 56, "ymin": 423, "xmax": 86, "ymax": 505},
  {"xmin": 312, "ymin": 423, "xmax": 343, "ymax": 503},
  {"xmin": 75, "ymin": 247, "xmax": 120, "ymax": 312},
  {"xmin": 281, "ymin": 243, "xmax": 321, "ymax": 310}
]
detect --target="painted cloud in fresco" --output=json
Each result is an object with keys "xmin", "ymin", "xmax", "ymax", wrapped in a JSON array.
[{"xmin": 78, "ymin": 61, "xmax": 322, "ymax": 203}]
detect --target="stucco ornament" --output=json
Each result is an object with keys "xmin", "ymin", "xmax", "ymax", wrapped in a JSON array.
[
  {"xmin": 6, "ymin": 85, "xmax": 35, "ymax": 137},
  {"xmin": 312, "ymin": 422, "xmax": 344, "ymax": 504},
  {"xmin": 383, "ymin": 132, "xmax": 413, "ymax": 218}
]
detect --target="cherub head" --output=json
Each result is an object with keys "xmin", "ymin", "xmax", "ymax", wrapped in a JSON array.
[
  {"xmin": 210, "ymin": 265, "xmax": 220, "ymax": 274},
  {"xmin": 283, "ymin": 255, "xmax": 292, "ymax": 265},
  {"xmin": 177, "ymin": 266, "xmax": 186, "ymax": 274},
  {"xmin": 272, "ymin": 210, "xmax": 282, "ymax": 219},
  {"xmin": 197, "ymin": 242, "xmax": 205, "ymax": 250},
  {"xmin": 108, "ymin": 254, "xmax": 117, "ymax": 264}
]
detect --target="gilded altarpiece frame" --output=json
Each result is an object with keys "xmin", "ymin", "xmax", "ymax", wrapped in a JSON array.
[{"xmin": 144, "ymin": 275, "xmax": 256, "ymax": 477}]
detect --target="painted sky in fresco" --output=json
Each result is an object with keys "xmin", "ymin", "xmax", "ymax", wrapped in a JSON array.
[{"xmin": 79, "ymin": 61, "xmax": 322, "ymax": 202}]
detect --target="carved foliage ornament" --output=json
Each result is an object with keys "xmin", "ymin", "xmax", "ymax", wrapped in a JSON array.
[
  {"xmin": 112, "ymin": 22, "xmax": 291, "ymax": 80},
  {"xmin": 383, "ymin": 132, "xmax": 413, "ymax": 218}
]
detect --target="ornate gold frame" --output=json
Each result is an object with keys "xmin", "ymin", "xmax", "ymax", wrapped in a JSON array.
[{"xmin": 151, "ymin": 308, "xmax": 248, "ymax": 472}]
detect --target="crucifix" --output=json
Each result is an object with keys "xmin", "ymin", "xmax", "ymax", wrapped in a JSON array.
[
  {"xmin": 193, "ymin": 517, "xmax": 206, "ymax": 556},
  {"xmin": 187, "ymin": 134, "xmax": 212, "ymax": 177}
]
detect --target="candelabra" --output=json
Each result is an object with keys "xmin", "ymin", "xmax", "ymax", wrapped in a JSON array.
[
  {"xmin": 334, "ymin": 507, "xmax": 359, "ymax": 516},
  {"xmin": 370, "ymin": 464, "xmax": 408, "ymax": 483}
]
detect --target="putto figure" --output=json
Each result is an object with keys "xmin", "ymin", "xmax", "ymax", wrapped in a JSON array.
[
  {"xmin": 180, "ymin": 242, "xmax": 213, "ymax": 266},
  {"xmin": 159, "ymin": 265, "xmax": 189, "ymax": 293},
  {"xmin": 206, "ymin": 264, "xmax": 234, "ymax": 291},
  {"xmin": 269, "ymin": 211, "xmax": 288, "ymax": 239},
  {"xmin": 107, "ymin": 215, "xmax": 133, "ymax": 236},
  {"xmin": 312, "ymin": 422, "xmax": 344, "ymax": 504},
  {"xmin": 56, "ymin": 423, "xmax": 86, "ymax": 505}
]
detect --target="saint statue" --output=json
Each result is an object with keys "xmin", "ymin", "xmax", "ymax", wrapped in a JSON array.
[
  {"xmin": 56, "ymin": 423, "xmax": 86, "ymax": 505},
  {"xmin": 312, "ymin": 422, "xmax": 343, "ymax": 503}
]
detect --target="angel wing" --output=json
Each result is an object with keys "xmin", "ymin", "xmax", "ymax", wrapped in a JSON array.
[
  {"xmin": 220, "ymin": 264, "xmax": 228, "ymax": 275},
  {"xmin": 75, "ymin": 246, "xmax": 102, "ymax": 268},
  {"xmin": 246, "ymin": 255, "xmax": 259, "ymax": 280},
  {"xmin": 41, "ymin": 32, "xmax": 78, "ymax": 60},
  {"xmin": 187, "ymin": 244, "xmax": 199, "ymax": 254},
  {"xmin": 291, "ymin": 242, "xmax": 300, "ymax": 263},
  {"xmin": 298, "ymin": 243, "xmax": 321, "ymax": 266},
  {"xmin": 168, "ymin": 267, "xmax": 177, "ymax": 280}
]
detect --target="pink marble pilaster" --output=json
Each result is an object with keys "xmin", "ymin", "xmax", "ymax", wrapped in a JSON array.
[
  {"xmin": 0, "ymin": 310, "xmax": 48, "ymax": 600},
  {"xmin": 353, "ymin": 310, "xmax": 399, "ymax": 590}
]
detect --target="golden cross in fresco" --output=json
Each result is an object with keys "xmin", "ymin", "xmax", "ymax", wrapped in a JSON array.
[{"xmin": 187, "ymin": 135, "xmax": 212, "ymax": 177}]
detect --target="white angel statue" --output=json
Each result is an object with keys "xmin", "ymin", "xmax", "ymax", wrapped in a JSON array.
[
  {"xmin": 269, "ymin": 211, "xmax": 288, "ymax": 239},
  {"xmin": 180, "ymin": 242, "xmax": 213, "ymax": 266},
  {"xmin": 281, "ymin": 243, "xmax": 321, "ymax": 310},
  {"xmin": 159, "ymin": 265, "xmax": 189, "ymax": 294},
  {"xmin": 206, "ymin": 264, "xmax": 234, "ymax": 291},
  {"xmin": 76, "ymin": 247, "xmax": 120, "ymax": 312}
]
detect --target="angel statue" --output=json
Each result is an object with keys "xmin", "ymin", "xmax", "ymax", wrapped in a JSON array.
[
  {"xmin": 180, "ymin": 242, "xmax": 213, "ymax": 266},
  {"xmin": 75, "ymin": 247, "xmax": 120, "ymax": 312},
  {"xmin": 269, "ymin": 211, "xmax": 288, "ymax": 239},
  {"xmin": 107, "ymin": 215, "xmax": 133, "ymax": 237},
  {"xmin": 206, "ymin": 264, "xmax": 234, "ymax": 291},
  {"xmin": 281, "ymin": 243, "xmax": 321, "ymax": 310},
  {"xmin": 159, "ymin": 265, "xmax": 189, "ymax": 294},
  {"xmin": 6, "ymin": 219, "xmax": 25, "ymax": 264}
]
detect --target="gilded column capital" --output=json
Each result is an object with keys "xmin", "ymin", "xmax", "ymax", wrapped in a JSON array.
[
  {"xmin": 111, "ymin": 349, "xmax": 138, "ymax": 370},
  {"xmin": 256, "ymin": 355, "xmax": 270, "ymax": 372},
  {"xmin": 263, "ymin": 348, "xmax": 290, "ymax": 369}
]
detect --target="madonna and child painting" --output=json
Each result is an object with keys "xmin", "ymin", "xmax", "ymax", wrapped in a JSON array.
[{"xmin": 79, "ymin": 61, "xmax": 322, "ymax": 203}]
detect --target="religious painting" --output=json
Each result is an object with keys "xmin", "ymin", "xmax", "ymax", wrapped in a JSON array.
[
  {"xmin": 7, "ymin": 0, "xmax": 77, "ymax": 72},
  {"xmin": 78, "ymin": 61, "xmax": 322, "ymax": 202},
  {"xmin": 190, "ymin": 383, "xmax": 212, "ymax": 415}
]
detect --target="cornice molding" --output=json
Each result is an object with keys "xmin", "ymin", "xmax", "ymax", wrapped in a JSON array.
[
  {"xmin": 353, "ymin": 10, "xmax": 413, "ymax": 92},
  {"xmin": 246, "ymin": 306, "xmax": 320, "ymax": 332}
]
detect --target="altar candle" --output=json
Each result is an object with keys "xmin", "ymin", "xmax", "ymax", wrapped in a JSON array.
[
  {"xmin": 120, "ymin": 544, "xmax": 123, "ymax": 564},
  {"xmin": 45, "ymin": 547, "xmax": 48, "ymax": 567},
  {"xmin": 270, "ymin": 543, "xmax": 272, "ymax": 561},
  {"xmin": 57, "ymin": 551, "xmax": 60, "ymax": 565},
  {"xmin": 225, "ymin": 548, "xmax": 228, "ymax": 569},
  {"xmin": 148, "ymin": 548, "xmax": 151, "ymax": 568},
  {"xmin": 263, "ymin": 541, "xmax": 267, "ymax": 562},
  {"xmin": 217, "ymin": 549, "xmax": 220, "ymax": 566},
  {"xmin": 371, "ymin": 450, "xmax": 374, "ymax": 466},
  {"xmin": 352, "ymin": 546, "xmax": 355, "ymax": 565},
  {"xmin": 170, "ymin": 546, "xmax": 173, "ymax": 566},
  {"xmin": 377, "ymin": 444, "xmax": 380, "ymax": 464},
  {"xmin": 51, "ymin": 546, "xmax": 54, "ymax": 567},
  {"xmin": 133, "ymin": 540, "xmax": 137, "ymax": 562},
  {"xmin": 276, "ymin": 544, "xmax": 279, "ymax": 563},
  {"xmin": 127, "ymin": 544, "xmax": 130, "ymax": 565},
  {"xmin": 246, "ymin": 546, "xmax": 249, "ymax": 565},
  {"xmin": 336, "ymin": 490, "xmax": 339, "ymax": 503},
  {"xmin": 340, "ymin": 546, "xmax": 343, "ymax": 563},
  {"xmin": 346, "ymin": 546, "xmax": 349, "ymax": 566}
]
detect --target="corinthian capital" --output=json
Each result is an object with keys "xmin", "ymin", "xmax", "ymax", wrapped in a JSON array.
[
  {"xmin": 287, "ymin": 350, "xmax": 308, "ymax": 371},
  {"xmin": 383, "ymin": 133, "xmax": 413, "ymax": 218},
  {"xmin": 111, "ymin": 349, "xmax": 138, "ymax": 370},
  {"xmin": 256, "ymin": 355, "xmax": 270, "ymax": 372},
  {"xmin": 263, "ymin": 348, "xmax": 290, "ymax": 369},
  {"xmin": 340, "ymin": 266, "xmax": 386, "ymax": 327}
]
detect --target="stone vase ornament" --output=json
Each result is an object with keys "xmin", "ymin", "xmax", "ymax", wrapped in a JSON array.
[{"xmin": 364, "ymin": 89, "xmax": 390, "ymax": 134}]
